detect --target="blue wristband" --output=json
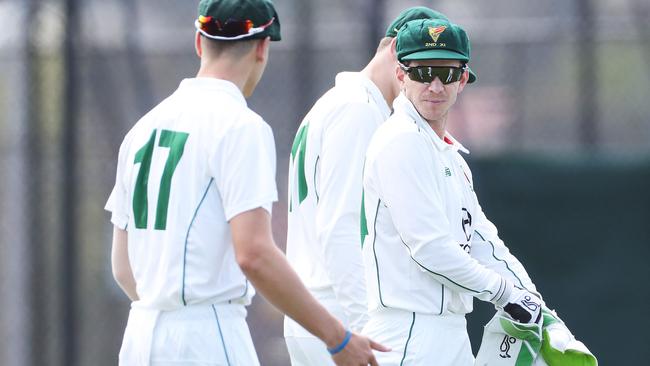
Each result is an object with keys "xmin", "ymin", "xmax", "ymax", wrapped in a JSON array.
[{"xmin": 327, "ymin": 330, "xmax": 352, "ymax": 355}]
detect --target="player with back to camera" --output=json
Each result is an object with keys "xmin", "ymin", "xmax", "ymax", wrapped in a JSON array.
[
  {"xmin": 105, "ymin": 0, "xmax": 387, "ymax": 365},
  {"xmin": 360, "ymin": 18, "xmax": 545, "ymax": 365},
  {"xmin": 284, "ymin": 7, "xmax": 450, "ymax": 366}
]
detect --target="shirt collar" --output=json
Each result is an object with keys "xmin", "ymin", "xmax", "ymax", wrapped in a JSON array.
[
  {"xmin": 179, "ymin": 77, "xmax": 247, "ymax": 106},
  {"xmin": 335, "ymin": 72, "xmax": 391, "ymax": 119},
  {"xmin": 393, "ymin": 93, "xmax": 469, "ymax": 154}
]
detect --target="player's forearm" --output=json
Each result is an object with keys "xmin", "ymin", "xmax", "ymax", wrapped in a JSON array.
[
  {"xmin": 376, "ymin": 143, "xmax": 510, "ymax": 303},
  {"xmin": 111, "ymin": 226, "xmax": 139, "ymax": 301},
  {"xmin": 232, "ymin": 208, "xmax": 347, "ymax": 347},
  {"xmin": 115, "ymin": 274, "xmax": 139, "ymax": 301},
  {"xmin": 112, "ymin": 248, "xmax": 139, "ymax": 301},
  {"xmin": 391, "ymin": 207, "xmax": 509, "ymax": 300},
  {"xmin": 238, "ymin": 241, "xmax": 346, "ymax": 348},
  {"xmin": 471, "ymin": 213, "xmax": 538, "ymax": 293},
  {"xmin": 407, "ymin": 233, "xmax": 511, "ymax": 303}
]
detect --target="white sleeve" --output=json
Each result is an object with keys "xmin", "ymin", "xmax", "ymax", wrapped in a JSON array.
[
  {"xmin": 471, "ymin": 203, "xmax": 538, "ymax": 294},
  {"xmin": 373, "ymin": 132, "xmax": 511, "ymax": 305},
  {"xmin": 105, "ymin": 136, "xmax": 131, "ymax": 230},
  {"xmin": 316, "ymin": 103, "xmax": 377, "ymax": 331},
  {"xmin": 210, "ymin": 118, "xmax": 278, "ymax": 221}
]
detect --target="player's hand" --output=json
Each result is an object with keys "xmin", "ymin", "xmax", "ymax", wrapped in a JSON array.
[
  {"xmin": 502, "ymin": 288, "xmax": 542, "ymax": 324},
  {"xmin": 331, "ymin": 332, "xmax": 390, "ymax": 366}
]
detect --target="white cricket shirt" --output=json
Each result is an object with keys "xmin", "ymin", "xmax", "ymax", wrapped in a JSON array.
[
  {"xmin": 105, "ymin": 78, "xmax": 278, "ymax": 310},
  {"xmin": 286, "ymin": 72, "xmax": 391, "ymax": 332},
  {"xmin": 362, "ymin": 94, "xmax": 536, "ymax": 315}
]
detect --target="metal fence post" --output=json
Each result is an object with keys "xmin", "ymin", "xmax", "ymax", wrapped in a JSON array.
[
  {"xmin": 62, "ymin": 0, "xmax": 80, "ymax": 364},
  {"xmin": 576, "ymin": 0, "xmax": 598, "ymax": 149}
]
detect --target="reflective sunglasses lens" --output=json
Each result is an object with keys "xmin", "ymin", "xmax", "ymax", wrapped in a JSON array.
[
  {"xmin": 408, "ymin": 66, "xmax": 463, "ymax": 84},
  {"xmin": 220, "ymin": 19, "xmax": 253, "ymax": 37},
  {"xmin": 199, "ymin": 17, "xmax": 253, "ymax": 37},
  {"xmin": 199, "ymin": 16, "xmax": 218, "ymax": 34}
]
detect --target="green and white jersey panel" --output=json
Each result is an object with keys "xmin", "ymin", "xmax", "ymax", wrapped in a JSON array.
[
  {"xmin": 286, "ymin": 72, "xmax": 390, "ymax": 332},
  {"xmin": 105, "ymin": 78, "xmax": 277, "ymax": 310},
  {"xmin": 361, "ymin": 94, "xmax": 511, "ymax": 315}
]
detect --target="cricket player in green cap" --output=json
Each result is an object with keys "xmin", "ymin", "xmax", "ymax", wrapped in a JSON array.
[
  {"xmin": 106, "ymin": 0, "xmax": 386, "ymax": 364},
  {"xmin": 284, "ymin": 6, "xmax": 450, "ymax": 366},
  {"xmin": 359, "ymin": 18, "xmax": 544, "ymax": 365}
]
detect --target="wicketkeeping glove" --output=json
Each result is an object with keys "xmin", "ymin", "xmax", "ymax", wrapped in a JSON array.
[{"xmin": 501, "ymin": 288, "xmax": 542, "ymax": 324}]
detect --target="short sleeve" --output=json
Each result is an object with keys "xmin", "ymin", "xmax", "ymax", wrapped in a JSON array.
[
  {"xmin": 210, "ymin": 117, "xmax": 278, "ymax": 221},
  {"xmin": 105, "ymin": 137, "xmax": 131, "ymax": 229}
]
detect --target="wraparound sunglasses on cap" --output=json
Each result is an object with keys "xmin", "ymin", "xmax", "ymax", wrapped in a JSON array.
[
  {"xmin": 196, "ymin": 15, "xmax": 275, "ymax": 40},
  {"xmin": 399, "ymin": 62, "xmax": 467, "ymax": 85}
]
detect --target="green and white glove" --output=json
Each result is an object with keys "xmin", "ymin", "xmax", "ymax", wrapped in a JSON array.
[{"xmin": 538, "ymin": 307, "xmax": 598, "ymax": 366}]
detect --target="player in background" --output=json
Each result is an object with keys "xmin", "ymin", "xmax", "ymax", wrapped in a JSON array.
[
  {"xmin": 106, "ymin": 0, "xmax": 386, "ymax": 365},
  {"xmin": 284, "ymin": 7, "xmax": 449, "ymax": 366},
  {"xmin": 360, "ymin": 18, "xmax": 544, "ymax": 365}
]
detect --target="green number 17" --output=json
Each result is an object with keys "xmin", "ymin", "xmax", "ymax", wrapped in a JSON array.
[{"xmin": 132, "ymin": 129, "xmax": 189, "ymax": 230}]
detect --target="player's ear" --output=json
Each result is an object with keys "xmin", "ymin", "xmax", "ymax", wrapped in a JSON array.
[
  {"xmin": 195, "ymin": 31, "xmax": 203, "ymax": 58},
  {"xmin": 457, "ymin": 68, "xmax": 470, "ymax": 94},
  {"xmin": 396, "ymin": 63, "xmax": 407, "ymax": 92},
  {"xmin": 389, "ymin": 37, "xmax": 398, "ymax": 58},
  {"xmin": 255, "ymin": 37, "xmax": 271, "ymax": 63},
  {"xmin": 396, "ymin": 63, "xmax": 405, "ymax": 83}
]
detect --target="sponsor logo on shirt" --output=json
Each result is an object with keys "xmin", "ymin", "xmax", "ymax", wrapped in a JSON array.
[
  {"xmin": 499, "ymin": 335, "xmax": 517, "ymax": 358},
  {"xmin": 444, "ymin": 167, "xmax": 452, "ymax": 176},
  {"xmin": 461, "ymin": 208, "xmax": 473, "ymax": 241}
]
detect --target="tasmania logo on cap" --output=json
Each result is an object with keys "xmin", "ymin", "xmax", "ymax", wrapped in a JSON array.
[{"xmin": 428, "ymin": 26, "xmax": 446, "ymax": 42}]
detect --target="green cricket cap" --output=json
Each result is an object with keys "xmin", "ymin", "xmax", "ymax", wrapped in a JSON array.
[
  {"xmin": 397, "ymin": 18, "xmax": 477, "ymax": 83},
  {"xmin": 385, "ymin": 7, "xmax": 449, "ymax": 38},
  {"xmin": 197, "ymin": 0, "xmax": 281, "ymax": 41}
]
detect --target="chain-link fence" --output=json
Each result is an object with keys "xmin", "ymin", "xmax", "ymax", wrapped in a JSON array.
[{"xmin": 1, "ymin": 0, "xmax": 648, "ymax": 365}]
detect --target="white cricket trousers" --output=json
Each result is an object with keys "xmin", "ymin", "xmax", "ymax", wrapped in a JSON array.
[
  {"xmin": 119, "ymin": 302, "xmax": 259, "ymax": 366},
  {"xmin": 284, "ymin": 289, "xmax": 347, "ymax": 366},
  {"xmin": 362, "ymin": 308, "xmax": 474, "ymax": 366}
]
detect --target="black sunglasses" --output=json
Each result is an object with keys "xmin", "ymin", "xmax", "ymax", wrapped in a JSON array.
[{"xmin": 399, "ymin": 63, "xmax": 467, "ymax": 85}]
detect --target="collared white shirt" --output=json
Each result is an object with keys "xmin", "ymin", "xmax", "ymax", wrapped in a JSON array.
[
  {"xmin": 105, "ymin": 78, "xmax": 277, "ymax": 310},
  {"xmin": 361, "ymin": 93, "xmax": 536, "ymax": 315},
  {"xmin": 286, "ymin": 72, "xmax": 391, "ymax": 333}
]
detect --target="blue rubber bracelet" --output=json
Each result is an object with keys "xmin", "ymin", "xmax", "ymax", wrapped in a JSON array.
[{"xmin": 327, "ymin": 330, "xmax": 352, "ymax": 355}]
